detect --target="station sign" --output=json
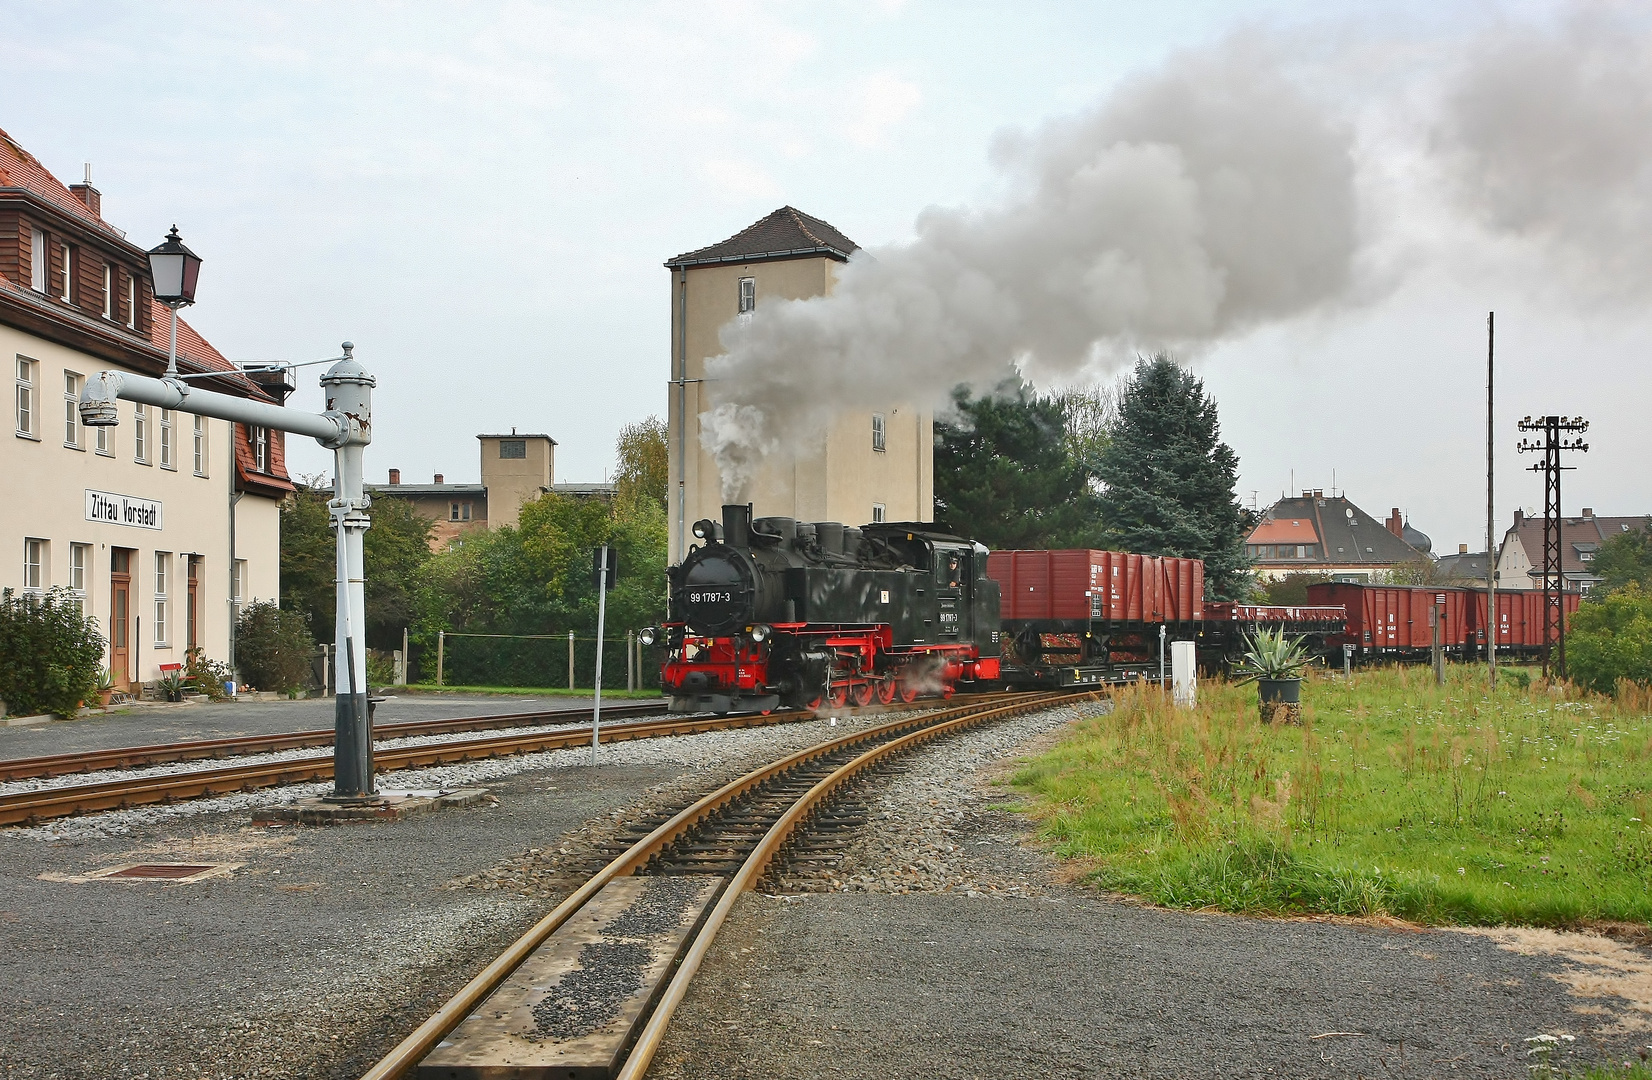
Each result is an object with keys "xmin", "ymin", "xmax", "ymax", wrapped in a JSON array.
[{"xmin": 85, "ymin": 489, "xmax": 163, "ymax": 531}]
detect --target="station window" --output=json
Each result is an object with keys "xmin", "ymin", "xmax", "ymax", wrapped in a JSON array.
[
  {"xmin": 159, "ymin": 409, "xmax": 174, "ymax": 470},
  {"xmin": 498, "ymin": 439, "xmax": 525, "ymax": 459},
  {"xmin": 737, "ymin": 277, "xmax": 755, "ymax": 319},
  {"xmin": 134, "ymin": 404, "xmax": 148, "ymax": 463},
  {"xmin": 16, "ymin": 357, "xmax": 36, "ymax": 438},
  {"xmin": 251, "ymin": 425, "xmax": 268, "ymax": 472},
  {"xmin": 193, "ymin": 415, "xmax": 208, "ymax": 476},
  {"xmin": 69, "ymin": 543, "xmax": 88, "ymax": 615},
  {"xmin": 30, "ymin": 228, "xmax": 47, "ymax": 292},
  {"xmin": 125, "ymin": 273, "xmax": 137, "ymax": 329},
  {"xmin": 23, "ymin": 538, "xmax": 46, "ymax": 592},
  {"xmin": 154, "ymin": 552, "xmax": 170, "ymax": 646},
  {"xmin": 871, "ymin": 412, "xmax": 886, "ymax": 453},
  {"xmin": 59, "ymin": 243, "xmax": 73, "ymax": 303},
  {"xmin": 102, "ymin": 264, "xmax": 113, "ymax": 319},
  {"xmin": 872, "ymin": 503, "xmax": 886, "ymax": 523},
  {"xmin": 232, "ymin": 559, "xmax": 247, "ymax": 604},
  {"xmin": 96, "ymin": 411, "xmax": 111, "ymax": 456},
  {"xmin": 450, "ymin": 502, "xmax": 472, "ymax": 522},
  {"xmin": 63, "ymin": 371, "xmax": 82, "ymax": 448}
]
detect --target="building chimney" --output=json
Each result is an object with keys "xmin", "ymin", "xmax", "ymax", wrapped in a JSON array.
[
  {"xmin": 1582, "ymin": 507, "xmax": 1594, "ymax": 518},
  {"xmin": 388, "ymin": 468, "xmax": 400, "ymax": 485},
  {"xmin": 1312, "ymin": 489, "xmax": 1323, "ymax": 499},
  {"xmin": 1386, "ymin": 508, "xmax": 1404, "ymax": 538},
  {"xmin": 434, "ymin": 473, "xmax": 444, "ymax": 484},
  {"xmin": 1459, "ymin": 543, "xmax": 1468, "ymax": 554},
  {"xmin": 69, "ymin": 165, "xmax": 101, "ymax": 217},
  {"xmin": 1514, "ymin": 509, "xmax": 1524, "ymax": 524}
]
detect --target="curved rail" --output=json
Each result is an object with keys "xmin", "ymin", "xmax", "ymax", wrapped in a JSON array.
[{"xmin": 358, "ymin": 689, "xmax": 1095, "ymax": 1080}]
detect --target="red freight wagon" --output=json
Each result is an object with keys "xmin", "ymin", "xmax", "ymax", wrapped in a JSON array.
[
  {"xmin": 1465, "ymin": 589, "xmax": 1581, "ymax": 652},
  {"xmin": 1204, "ymin": 603, "xmax": 1346, "ymax": 628},
  {"xmin": 987, "ymin": 550, "xmax": 1203, "ymax": 625},
  {"xmin": 1307, "ymin": 583, "xmax": 1475, "ymax": 656}
]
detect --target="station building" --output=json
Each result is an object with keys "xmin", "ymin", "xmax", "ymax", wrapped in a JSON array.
[
  {"xmin": 0, "ymin": 129, "xmax": 289, "ymax": 692},
  {"xmin": 664, "ymin": 207, "xmax": 933, "ymax": 565}
]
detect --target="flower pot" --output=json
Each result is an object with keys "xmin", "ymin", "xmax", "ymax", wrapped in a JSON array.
[
  {"xmin": 1258, "ymin": 677, "xmax": 1302, "ymax": 724},
  {"xmin": 97, "ymin": 689, "xmax": 114, "ymax": 708}
]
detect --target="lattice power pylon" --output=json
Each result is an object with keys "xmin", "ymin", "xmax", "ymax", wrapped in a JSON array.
[{"xmin": 1517, "ymin": 415, "xmax": 1589, "ymax": 680}]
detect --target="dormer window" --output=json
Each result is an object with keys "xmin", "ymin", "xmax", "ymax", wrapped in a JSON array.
[
  {"xmin": 30, "ymin": 228, "xmax": 46, "ymax": 292},
  {"xmin": 125, "ymin": 272, "xmax": 137, "ymax": 329},
  {"xmin": 59, "ymin": 243, "xmax": 73, "ymax": 303},
  {"xmin": 102, "ymin": 263, "xmax": 113, "ymax": 319},
  {"xmin": 252, "ymin": 425, "xmax": 269, "ymax": 472}
]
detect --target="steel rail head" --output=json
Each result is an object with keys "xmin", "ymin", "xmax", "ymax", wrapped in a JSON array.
[{"xmin": 354, "ymin": 692, "xmax": 1078, "ymax": 1080}]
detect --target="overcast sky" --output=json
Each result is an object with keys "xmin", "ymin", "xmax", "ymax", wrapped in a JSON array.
[{"xmin": 6, "ymin": 0, "xmax": 1645, "ymax": 555}]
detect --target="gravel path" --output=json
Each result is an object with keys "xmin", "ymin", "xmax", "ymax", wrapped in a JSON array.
[
  {"xmin": 0, "ymin": 693, "xmax": 636, "ymax": 761},
  {"xmin": 0, "ymin": 711, "xmax": 872, "ymax": 1079},
  {"xmin": 652, "ymin": 703, "xmax": 1652, "ymax": 1080}
]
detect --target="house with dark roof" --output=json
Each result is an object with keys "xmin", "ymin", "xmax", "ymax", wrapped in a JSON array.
[
  {"xmin": 1246, "ymin": 492, "xmax": 1432, "ymax": 582},
  {"xmin": 0, "ymin": 128, "xmax": 293, "ymax": 694},
  {"xmin": 1495, "ymin": 508, "xmax": 1649, "ymax": 595},
  {"xmin": 663, "ymin": 207, "xmax": 933, "ymax": 563}
]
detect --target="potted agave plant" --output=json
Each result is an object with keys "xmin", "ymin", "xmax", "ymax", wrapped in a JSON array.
[
  {"xmin": 1234, "ymin": 626, "xmax": 1311, "ymax": 723},
  {"xmin": 93, "ymin": 668, "xmax": 117, "ymax": 708}
]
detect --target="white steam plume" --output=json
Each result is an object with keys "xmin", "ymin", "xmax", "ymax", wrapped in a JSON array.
[
  {"xmin": 1437, "ymin": 9, "xmax": 1652, "ymax": 302},
  {"xmin": 701, "ymin": 38, "xmax": 1358, "ymax": 501}
]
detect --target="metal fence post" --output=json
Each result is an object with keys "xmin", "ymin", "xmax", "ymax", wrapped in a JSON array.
[
  {"xmin": 437, "ymin": 630, "xmax": 445, "ymax": 687},
  {"xmin": 626, "ymin": 629, "xmax": 634, "ymax": 691},
  {"xmin": 568, "ymin": 630, "xmax": 575, "ymax": 690},
  {"xmin": 1431, "ymin": 602, "xmax": 1444, "ymax": 686}
]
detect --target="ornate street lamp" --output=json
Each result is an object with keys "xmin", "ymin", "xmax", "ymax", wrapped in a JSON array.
[{"xmin": 147, "ymin": 225, "xmax": 202, "ymax": 377}]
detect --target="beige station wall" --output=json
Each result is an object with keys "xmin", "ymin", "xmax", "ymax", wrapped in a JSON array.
[
  {"xmin": 2, "ymin": 322, "xmax": 282, "ymax": 690},
  {"xmin": 667, "ymin": 257, "xmax": 932, "ymax": 563}
]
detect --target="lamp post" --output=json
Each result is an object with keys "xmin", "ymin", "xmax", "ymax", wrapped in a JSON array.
[{"xmin": 146, "ymin": 225, "xmax": 202, "ymax": 378}]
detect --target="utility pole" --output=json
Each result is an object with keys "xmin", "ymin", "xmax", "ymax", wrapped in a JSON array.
[
  {"xmin": 592, "ymin": 545, "xmax": 616, "ymax": 767},
  {"xmin": 1486, "ymin": 313, "xmax": 1496, "ymax": 689},
  {"xmin": 82, "ymin": 345, "xmax": 378, "ymax": 801},
  {"xmin": 1517, "ymin": 415, "xmax": 1589, "ymax": 681}
]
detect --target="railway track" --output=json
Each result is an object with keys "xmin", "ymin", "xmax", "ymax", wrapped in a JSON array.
[
  {"xmin": 361, "ymin": 689, "xmax": 1095, "ymax": 1080},
  {"xmin": 0, "ymin": 700, "xmax": 676, "ymax": 782},
  {"xmin": 0, "ymin": 692, "xmax": 1025, "ymax": 827}
]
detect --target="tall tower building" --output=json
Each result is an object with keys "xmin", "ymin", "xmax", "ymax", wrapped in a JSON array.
[{"xmin": 665, "ymin": 207, "xmax": 933, "ymax": 564}]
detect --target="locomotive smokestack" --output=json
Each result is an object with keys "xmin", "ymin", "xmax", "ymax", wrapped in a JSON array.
[{"xmin": 723, "ymin": 503, "xmax": 753, "ymax": 550}]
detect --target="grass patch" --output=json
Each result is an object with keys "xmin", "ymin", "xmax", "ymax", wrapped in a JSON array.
[
  {"xmin": 397, "ymin": 684, "xmax": 663, "ymax": 699},
  {"xmin": 1011, "ymin": 664, "xmax": 1652, "ymax": 926}
]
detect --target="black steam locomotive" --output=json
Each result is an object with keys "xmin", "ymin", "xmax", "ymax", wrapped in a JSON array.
[{"xmin": 662, "ymin": 504, "xmax": 1002, "ymax": 713}]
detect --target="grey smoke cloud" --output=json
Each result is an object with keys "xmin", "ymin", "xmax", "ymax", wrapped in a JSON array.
[
  {"xmin": 700, "ymin": 38, "xmax": 1359, "ymax": 502},
  {"xmin": 1438, "ymin": 9, "xmax": 1652, "ymax": 300}
]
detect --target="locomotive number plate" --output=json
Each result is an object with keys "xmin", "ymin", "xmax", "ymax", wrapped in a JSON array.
[
  {"xmin": 687, "ymin": 591, "xmax": 734, "ymax": 604},
  {"xmin": 939, "ymin": 612, "xmax": 959, "ymax": 624}
]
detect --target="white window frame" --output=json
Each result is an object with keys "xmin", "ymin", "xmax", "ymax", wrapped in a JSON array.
[
  {"xmin": 102, "ymin": 263, "xmax": 113, "ymax": 319},
  {"xmin": 232, "ymin": 559, "xmax": 247, "ymax": 602},
  {"xmin": 872, "ymin": 503, "xmax": 887, "ymax": 523},
  {"xmin": 159, "ymin": 409, "xmax": 174, "ymax": 470},
  {"xmin": 63, "ymin": 371, "xmax": 82, "ymax": 449},
  {"xmin": 30, "ymin": 228, "xmax": 47, "ymax": 292},
  {"xmin": 192, "ymin": 414, "xmax": 208, "ymax": 476},
  {"xmin": 737, "ymin": 277, "xmax": 755, "ymax": 321},
  {"xmin": 69, "ymin": 542, "xmax": 89, "ymax": 616},
  {"xmin": 16, "ymin": 357, "xmax": 36, "ymax": 439},
  {"xmin": 23, "ymin": 538, "xmax": 46, "ymax": 592},
  {"xmin": 134, "ymin": 404, "xmax": 148, "ymax": 464},
  {"xmin": 252, "ymin": 425, "xmax": 268, "ymax": 472},
  {"xmin": 96, "ymin": 411, "xmax": 112, "ymax": 456},
  {"xmin": 125, "ymin": 273, "xmax": 137, "ymax": 329},
  {"xmin": 59, "ymin": 242, "xmax": 72, "ymax": 303},
  {"xmin": 154, "ymin": 552, "xmax": 170, "ymax": 647},
  {"xmin": 872, "ymin": 412, "xmax": 886, "ymax": 453}
]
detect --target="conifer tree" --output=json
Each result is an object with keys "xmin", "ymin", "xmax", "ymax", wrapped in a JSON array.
[{"xmin": 1095, "ymin": 355, "xmax": 1252, "ymax": 600}]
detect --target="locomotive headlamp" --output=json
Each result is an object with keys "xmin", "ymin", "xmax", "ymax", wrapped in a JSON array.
[
  {"xmin": 639, "ymin": 627, "xmax": 657, "ymax": 647},
  {"xmin": 749, "ymin": 623, "xmax": 771, "ymax": 643},
  {"xmin": 692, "ymin": 518, "xmax": 717, "ymax": 540}
]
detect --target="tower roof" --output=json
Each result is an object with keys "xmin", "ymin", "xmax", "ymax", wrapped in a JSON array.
[{"xmin": 665, "ymin": 206, "xmax": 859, "ymax": 269}]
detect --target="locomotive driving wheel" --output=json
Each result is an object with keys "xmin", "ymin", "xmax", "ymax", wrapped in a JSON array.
[
  {"xmin": 897, "ymin": 676, "xmax": 920, "ymax": 703},
  {"xmin": 828, "ymin": 683, "xmax": 849, "ymax": 709},
  {"xmin": 849, "ymin": 681, "xmax": 874, "ymax": 707},
  {"xmin": 875, "ymin": 679, "xmax": 896, "ymax": 705}
]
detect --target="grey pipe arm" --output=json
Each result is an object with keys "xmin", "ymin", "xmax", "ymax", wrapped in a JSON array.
[{"xmin": 80, "ymin": 370, "xmax": 349, "ymax": 447}]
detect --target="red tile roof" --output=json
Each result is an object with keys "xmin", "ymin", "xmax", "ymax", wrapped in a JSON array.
[
  {"xmin": 0, "ymin": 127, "xmax": 125, "ymax": 240},
  {"xmin": 666, "ymin": 206, "xmax": 860, "ymax": 268}
]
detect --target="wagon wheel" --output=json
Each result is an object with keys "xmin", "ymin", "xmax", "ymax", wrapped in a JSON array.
[
  {"xmin": 828, "ymin": 683, "xmax": 849, "ymax": 709},
  {"xmin": 940, "ymin": 681, "xmax": 955, "ymax": 699},
  {"xmin": 849, "ymin": 682, "xmax": 874, "ymax": 708},
  {"xmin": 875, "ymin": 679, "xmax": 896, "ymax": 705},
  {"xmin": 898, "ymin": 677, "xmax": 920, "ymax": 703}
]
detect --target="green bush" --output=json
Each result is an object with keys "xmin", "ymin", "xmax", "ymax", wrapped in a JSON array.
[
  {"xmin": 236, "ymin": 601, "xmax": 314, "ymax": 694},
  {"xmin": 1566, "ymin": 584, "xmax": 1652, "ymax": 695},
  {"xmin": 0, "ymin": 587, "xmax": 106, "ymax": 717}
]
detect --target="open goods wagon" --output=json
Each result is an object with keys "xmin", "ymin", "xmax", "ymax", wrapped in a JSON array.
[
  {"xmin": 1307, "ymin": 582, "xmax": 1579, "ymax": 661},
  {"xmin": 1467, "ymin": 589, "xmax": 1582, "ymax": 655}
]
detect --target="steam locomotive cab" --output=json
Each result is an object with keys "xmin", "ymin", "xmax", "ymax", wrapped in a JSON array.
[{"xmin": 661, "ymin": 504, "xmax": 1000, "ymax": 714}]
